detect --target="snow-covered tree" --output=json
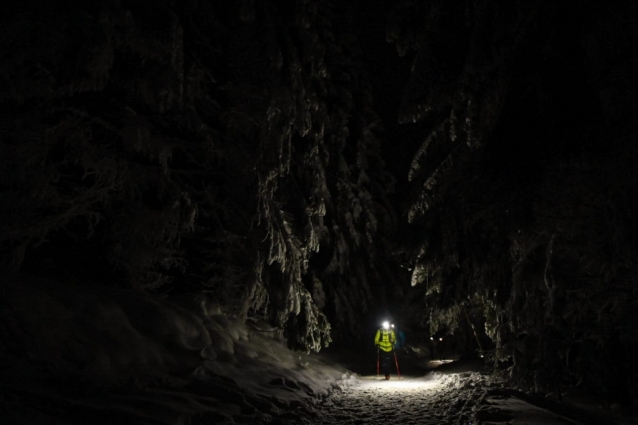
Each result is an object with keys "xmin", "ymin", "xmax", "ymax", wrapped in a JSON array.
[
  {"xmin": 0, "ymin": 0, "xmax": 398, "ymax": 353},
  {"xmin": 390, "ymin": 0, "xmax": 638, "ymax": 398}
]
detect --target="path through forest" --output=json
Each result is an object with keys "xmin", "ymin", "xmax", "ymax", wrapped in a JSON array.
[
  {"xmin": 305, "ymin": 368, "xmax": 634, "ymax": 425},
  {"xmin": 316, "ymin": 373, "xmax": 488, "ymax": 425}
]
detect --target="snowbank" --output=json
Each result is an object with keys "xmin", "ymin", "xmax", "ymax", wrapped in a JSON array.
[{"xmin": 0, "ymin": 276, "xmax": 353, "ymax": 424}]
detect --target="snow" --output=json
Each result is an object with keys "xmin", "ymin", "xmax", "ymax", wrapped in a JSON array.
[{"xmin": 1, "ymin": 276, "xmax": 636, "ymax": 424}]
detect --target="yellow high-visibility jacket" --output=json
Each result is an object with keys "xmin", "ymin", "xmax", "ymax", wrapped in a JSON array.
[{"xmin": 375, "ymin": 328, "xmax": 396, "ymax": 352}]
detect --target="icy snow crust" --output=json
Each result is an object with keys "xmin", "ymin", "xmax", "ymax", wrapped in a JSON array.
[{"xmin": 1, "ymin": 277, "xmax": 634, "ymax": 424}]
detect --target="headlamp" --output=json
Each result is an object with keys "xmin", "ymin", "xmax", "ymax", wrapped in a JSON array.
[{"xmin": 382, "ymin": 321, "xmax": 390, "ymax": 329}]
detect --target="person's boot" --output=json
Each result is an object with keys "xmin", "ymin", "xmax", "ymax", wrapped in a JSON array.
[{"xmin": 385, "ymin": 374, "xmax": 390, "ymax": 380}]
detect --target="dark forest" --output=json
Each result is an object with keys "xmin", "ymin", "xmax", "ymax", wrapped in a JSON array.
[{"xmin": 2, "ymin": 0, "xmax": 638, "ymax": 423}]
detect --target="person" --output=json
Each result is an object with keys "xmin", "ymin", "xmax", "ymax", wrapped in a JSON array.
[
  {"xmin": 392, "ymin": 323, "xmax": 406, "ymax": 351},
  {"xmin": 429, "ymin": 330, "xmax": 448, "ymax": 360},
  {"xmin": 375, "ymin": 321, "xmax": 396, "ymax": 380}
]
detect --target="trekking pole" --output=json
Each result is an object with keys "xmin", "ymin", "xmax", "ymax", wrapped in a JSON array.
[
  {"xmin": 376, "ymin": 348, "xmax": 380, "ymax": 378},
  {"xmin": 393, "ymin": 351, "xmax": 401, "ymax": 380}
]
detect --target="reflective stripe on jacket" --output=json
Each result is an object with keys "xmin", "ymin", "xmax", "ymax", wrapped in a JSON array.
[{"xmin": 374, "ymin": 329, "xmax": 396, "ymax": 352}]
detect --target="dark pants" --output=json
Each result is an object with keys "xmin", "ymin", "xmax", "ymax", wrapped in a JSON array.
[{"xmin": 380, "ymin": 350, "xmax": 394, "ymax": 375}]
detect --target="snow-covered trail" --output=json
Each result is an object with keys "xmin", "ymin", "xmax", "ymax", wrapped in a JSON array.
[
  {"xmin": 313, "ymin": 373, "xmax": 493, "ymax": 425},
  {"xmin": 308, "ymin": 371, "xmax": 634, "ymax": 425}
]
